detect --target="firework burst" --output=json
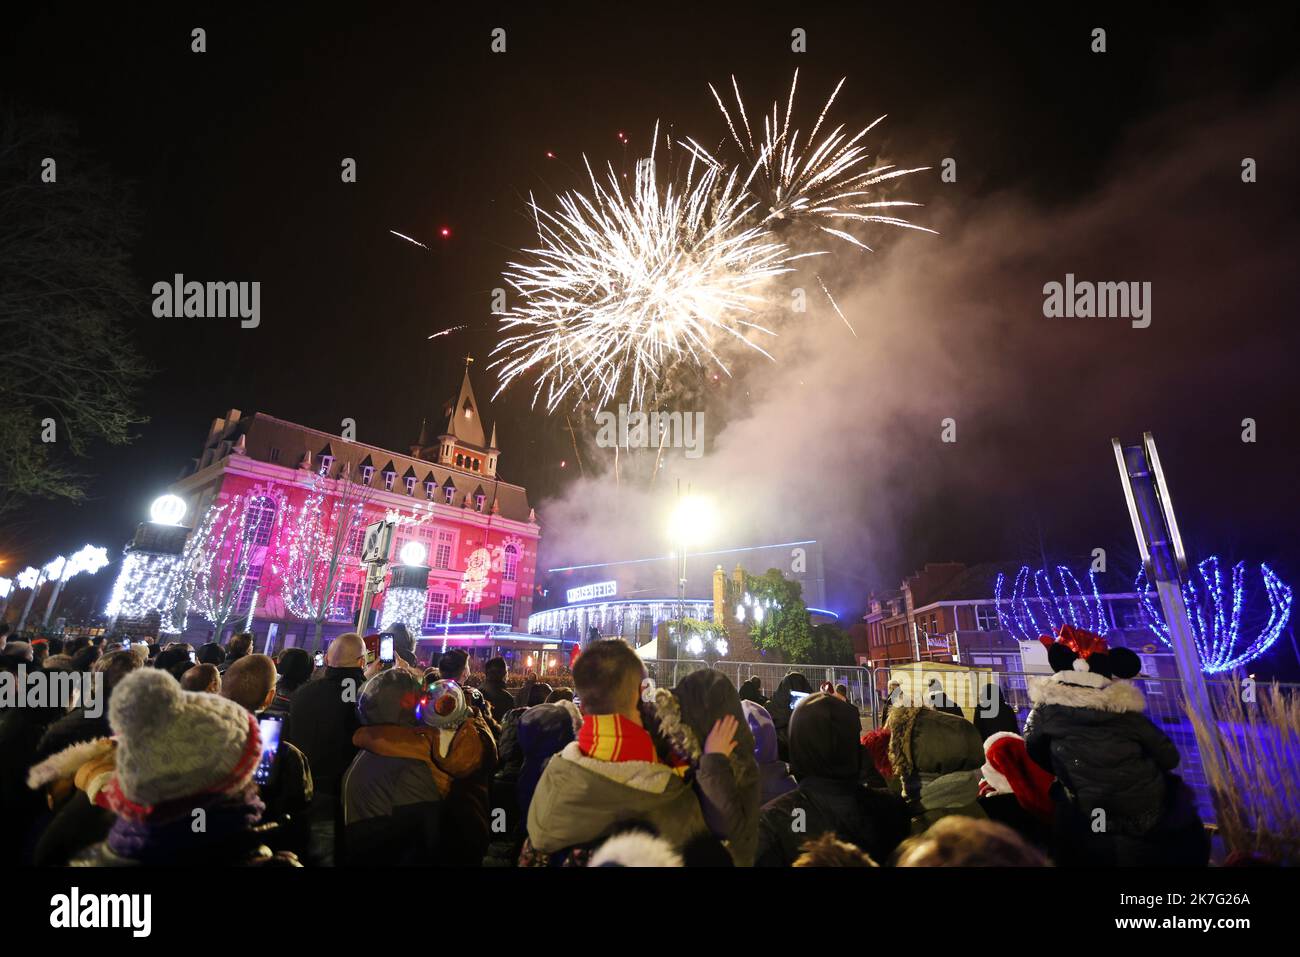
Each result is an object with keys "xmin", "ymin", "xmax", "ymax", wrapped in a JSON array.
[{"xmin": 492, "ymin": 74, "xmax": 932, "ymax": 411}]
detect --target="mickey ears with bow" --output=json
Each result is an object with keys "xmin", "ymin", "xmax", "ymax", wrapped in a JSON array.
[{"xmin": 1039, "ymin": 624, "xmax": 1141, "ymax": 679}]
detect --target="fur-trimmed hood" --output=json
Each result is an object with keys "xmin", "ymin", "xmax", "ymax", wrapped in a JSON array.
[
  {"xmin": 589, "ymin": 831, "xmax": 683, "ymax": 867},
  {"xmin": 1028, "ymin": 671, "xmax": 1147, "ymax": 713}
]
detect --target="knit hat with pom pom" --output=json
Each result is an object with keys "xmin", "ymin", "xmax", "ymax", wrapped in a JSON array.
[{"xmin": 107, "ymin": 668, "xmax": 260, "ymax": 813}]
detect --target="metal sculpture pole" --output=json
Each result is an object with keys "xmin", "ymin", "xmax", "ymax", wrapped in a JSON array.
[{"xmin": 1112, "ymin": 433, "xmax": 1216, "ymax": 746}]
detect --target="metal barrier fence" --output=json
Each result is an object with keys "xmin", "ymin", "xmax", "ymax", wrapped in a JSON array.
[{"xmin": 640, "ymin": 658, "xmax": 1299, "ymax": 827}]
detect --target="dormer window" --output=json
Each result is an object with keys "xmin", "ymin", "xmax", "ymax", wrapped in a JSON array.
[
  {"xmin": 383, "ymin": 471, "xmax": 395, "ymax": 491},
  {"xmin": 319, "ymin": 455, "xmax": 335, "ymax": 476},
  {"xmin": 444, "ymin": 486, "xmax": 455, "ymax": 504},
  {"xmin": 405, "ymin": 476, "xmax": 416, "ymax": 495},
  {"xmin": 475, "ymin": 493, "xmax": 485, "ymax": 512},
  {"xmin": 425, "ymin": 481, "xmax": 436, "ymax": 500},
  {"xmin": 360, "ymin": 465, "xmax": 374, "ymax": 485}
]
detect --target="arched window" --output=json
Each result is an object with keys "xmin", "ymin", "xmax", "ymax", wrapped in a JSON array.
[
  {"xmin": 503, "ymin": 543, "xmax": 519, "ymax": 582},
  {"xmin": 244, "ymin": 496, "xmax": 277, "ymax": 546}
]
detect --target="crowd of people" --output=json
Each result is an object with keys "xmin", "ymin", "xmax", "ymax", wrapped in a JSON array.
[{"xmin": 0, "ymin": 619, "xmax": 1213, "ymax": 867}]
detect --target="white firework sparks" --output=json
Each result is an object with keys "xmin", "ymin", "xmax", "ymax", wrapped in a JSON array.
[
  {"xmin": 685, "ymin": 69, "xmax": 936, "ymax": 250},
  {"xmin": 493, "ymin": 74, "xmax": 932, "ymax": 411},
  {"xmin": 492, "ymin": 127, "xmax": 804, "ymax": 412}
]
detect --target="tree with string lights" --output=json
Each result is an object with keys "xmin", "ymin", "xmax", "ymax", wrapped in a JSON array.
[
  {"xmin": 189, "ymin": 491, "xmax": 284, "ymax": 642},
  {"xmin": 277, "ymin": 463, "xmax": 372, "ymax": 650}
]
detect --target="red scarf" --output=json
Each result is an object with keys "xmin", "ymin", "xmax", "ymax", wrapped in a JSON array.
[{"xmin": 577, "ymin": 714, "xmax": 662, "ymax": 764}]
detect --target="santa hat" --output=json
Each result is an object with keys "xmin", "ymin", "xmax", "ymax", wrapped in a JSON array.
[
  {"xmin": 589, "ymin": 831, "xmax": 683, "ymax": 867},
  {"xmin": 105, "ymin": 668, "xmax": 260, "ymax": 817},
  {"xmin": 979, "ymin": 731, "xmax": 1055, "ymax": 824}
]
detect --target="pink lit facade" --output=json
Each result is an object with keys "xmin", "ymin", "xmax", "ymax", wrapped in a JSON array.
[{"xmin": 167, "ymin": 369, "xmax": 541, "ymax": 650}]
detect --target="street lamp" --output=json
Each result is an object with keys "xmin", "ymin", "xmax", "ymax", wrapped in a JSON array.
[{"xmin": 666, "ymin": 489, "xmax": 716, "ymax": 660}]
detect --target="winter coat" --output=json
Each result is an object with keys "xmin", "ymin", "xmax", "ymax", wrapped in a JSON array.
[
  {"xmin": 517, "ymin": 702, "xmax": 581, "ymax": 820},
  {"xmin": 285, "ymin": 667, "xmax": 365, "ymax": 802},
  {"xmin": 653, "ymin": 670, "xmax": 761, "ymax": 866},
  {"xmin": 1023, "ymin": 670, "xmax": 1181, "ymax": 837},
  {"xmin": 342, "ymin": 724, "xmax": 446, "ymax": 865},
  {"xmin": 0, "ymin": 700, "xmax": 66, "ymax": 866},
  {"xmin": 973, "ymin": 684, "xmax": 1020, "ymax": 741},
  {"xmin": 525, "ymin": 740, "xmax": 708, "ymax": 860},
  {"xmin": 742, "ymin": 700, "xmax": 797, "ymax": 805},
  {"xmin": 886, "ymin": 706, "xmax": 986, "ymax": 833},
  {"xmin": 26, "ymin": 737, "xmax": 118, "ymax": 866},
  {"xmin": 35, "ymin": 708, "xmax": 112, "ymax": 763},
  {"xmin": 768, "ymin": 672, "xmax": 814, "ymax": 762},
  {"xmin": 436, "ymin": 715, "xmax": 498, "ymax": 867},
  {"xmin": 755, "ymin": 692, "xmax": 910, "ymax": 866},
  {"xmin": 70, "ymin": 790, "xmax": 297, "ymax": 866},
  {"xmin": 480, "ymin": 679, "xmax": 517, "ymax": 725}
]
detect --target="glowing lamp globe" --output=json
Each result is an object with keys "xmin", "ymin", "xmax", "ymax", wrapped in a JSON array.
[
  {"xmin": 667, "ymin": 495, "xmax": 716, "ymax": 547},
  {"xmin": 399, "ymin": 541, "xmax": 428, "ymax": 567},
  {"xmin": 150, "ymin": 494, "xmax": 187, "ymax": 525}
]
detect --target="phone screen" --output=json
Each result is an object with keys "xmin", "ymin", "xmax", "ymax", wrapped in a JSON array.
[
  {"xmin": 380, "ymin": 636, "xmax": 395, "ymax": 663},
  {"xmin": 254, "ymin": 715, "xmax": 283, "ymax": 786},
  {"xmin": 789, "ymin": 690, "xmax": 810, "ymax": 709},
  {"xmin": 314, "ymin": 652, "xmax": 324, "ymax": 667},
  {"xmin": 188, "ymin": 649, "xmax": 196, "ymax": 663}
]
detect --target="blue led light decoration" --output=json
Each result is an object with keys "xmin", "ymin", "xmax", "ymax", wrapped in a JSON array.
[
  {"xmin": 1136, "ymin": 556, "xmax": 1292, "ymax": 674},
  {"xmin": 993, "ymin": 564, "xmax": 1110, "ymax": 642}
]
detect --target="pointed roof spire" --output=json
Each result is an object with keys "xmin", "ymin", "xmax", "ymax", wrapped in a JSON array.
[
  {"xmin": 416, "ymin": 417, "xmax": 430, "ymax": 447},
  {"xmin": 443, "ymin": 361, "xmax": 487, "ymax": 448},
  {"xmin": 489, "ymin": 422, "xmax": 498, "ymax": 450}
]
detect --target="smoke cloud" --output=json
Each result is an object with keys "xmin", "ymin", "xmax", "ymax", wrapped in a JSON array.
[{"xmin": 533, "ymin": 83, "xmax": 1300, "ymax": 612}]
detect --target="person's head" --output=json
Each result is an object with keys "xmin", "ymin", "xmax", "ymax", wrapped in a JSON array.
[
  {"xmin": 276, "ymin": 648, "xmax": 312, "ymax": 690},
  {"xmin": 545, "ymin": 686, "xmax": 575, "ymax": 703},
  {"xmin": 42, "ymin": 654, "xmax": 74, "ymax": 671},
  {"xmin": 30, "ymin": 638, "xmax": 49, "ymax": 665},
  {"xmin": 181, "ymin": 663, "xmax": 221, "ymax": 694},
  {"xmin": 65, "ymin": 635, "xmax": 90, "ymax": 656},
  {"xmin": 572, "ymin": 639, "xmax": 645, "ymax": 719},
  {"xmin": 197, "ymin": 642, "xmax": 224, "ymax": 666},
  {"xmin": 326, "ymin": 632, "xmax": 366, "ymax": 669},
  {"xmin": 221, "ymin": 654, "xmax": 278, "ymax": 713},
  {"xmin": 93, "ymin": 649, "xmax": 143, "ymax": 700},
  {"xmin": 129, "ymin": 641, "xmax": 150, "ymax": 667},
  {"xmin": 357, "ymin": 669, "xmax": 425, "ymax": 727},
  {"xmin": 484, "ymin": 656, "xmax": 507, "ymax": 682},
  {"xmin": 70, "ymin": 644, "xmax": 101, "ymax": 672},
  {"xmin": 0, "ymin": 621, "xmax": 9, "ymax": 647},
  {"xmin": 437, "ymin": 649, "xmax": 469, "ymax": 683},
  {"xmin": 793, "ymin": 832, "xmax": 879, "ymax": 867},
  {"xmin": 894, "ymin": 816, "xmax": 1050, "ymax": 867},
  {"xmin": 47, "ymin": 635, "xmax": 65, "ymax": 655},
  {"xmin": 108, "ymin": 669, "xmax": 261, "ymax": 808},
  {"xmin": 788, "ymin": 691, "xmax": 861, "ymax": 781},
  {"xmin": 225, "ymin": 632, "xmax": 254, "ymax": 660},
  {"xmin": 153, "ymin": 646, "xmax": 194, "ymax": 682},
  {"xmin": 834, "ymin": 683, "xmax": 849, "ymax": 700}
]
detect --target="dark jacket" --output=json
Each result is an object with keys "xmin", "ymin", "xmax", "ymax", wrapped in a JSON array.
[
  {"xmin": 342, "ymin": 727, "xmax": 445, "ymax": 866},
  {"xmin": 755, "ymin": 692, "xmax": 910, "ymax": 866},
  {"xmin": 768, "ymin": 672, "xmax": 814, "ymax": 763},
  {"xmin": 516, "ymin": 703, "xmax": 579, "ymax": 821},
  {"xmin": 480, "ymin": 679, "xmax": 516, "ymax": 725},
  {"xmin": 1023, "ymin": 671, "xmax": 1181, "ymax": 836},
  {"xmin": 973, "ymin": 683, "xmax": 1021, "ymax": 741},
  {"xmin": 35, "ymin": 708, "xmax": 112, "ymax": 763},
  {"xmin": 70, "ymin": 791, "xmax": 297, "ymax": 866},
  {"xmin": 886, "ymin": 706, "xmax": 987, "ymax": 832},
  {"xmin": 284, "ymin": 666, "xmax": 365, "ymax": 801},
  {"xmin": 0, "ymin": 701, "xmax": 65, "ymax": 867},
  {"xmin": 657, "ymin": 669, "xmax": 761, "ymax": 866}
]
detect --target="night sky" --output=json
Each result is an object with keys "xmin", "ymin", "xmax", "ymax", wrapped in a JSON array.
[{"xmin": 3, "ymin": 3, "xmax": 1299, "ymax": 653}]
